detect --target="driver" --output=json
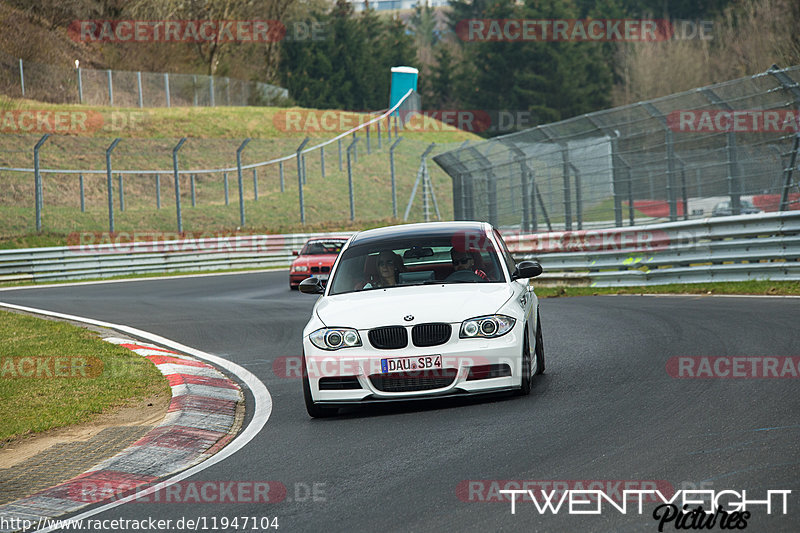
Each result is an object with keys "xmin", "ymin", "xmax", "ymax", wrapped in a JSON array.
[{"xmin": 450, "ymin": 248, "xmax": 488, "ymax": 280}]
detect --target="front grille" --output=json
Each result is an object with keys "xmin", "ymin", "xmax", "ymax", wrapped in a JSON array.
[
  {"xmin": 411, "ymin": 323, "xmax": 451, "ymax": 347},
  {"xmin": 311, "ymin": 266, "xmax": 330, "ymax": 273},
  {"xmin": 466, "ymin": 364, "xmax": 512, "ymax": 381},
  {"xmin": 319, "ymin": 376, "xmax": 361, "ymax": 390},
  {"xmin": 368, "ymin": 326, "xmax": 408, "ymax": 349},
  {"xmin": 369, "ymin": 369, "xmax": 458, "ymax": 392}
]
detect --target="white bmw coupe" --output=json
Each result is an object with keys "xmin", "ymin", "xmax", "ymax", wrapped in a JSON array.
[{"xmin": 298, "ymin": 221, "xmax": 545, "ymax": 417}]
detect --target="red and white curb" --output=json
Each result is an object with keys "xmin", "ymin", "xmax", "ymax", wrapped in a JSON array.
[{"xmin": 0, "ymin": 337, "xmax": 243, "ymax": 532}]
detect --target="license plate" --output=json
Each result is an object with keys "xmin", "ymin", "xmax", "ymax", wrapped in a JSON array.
[
  {"xmin": 381, "ymin": 355, "xmax": 442, "ymax": 373},
  {"xmin": 315, "ymin": 273, "xmax": 329, "ymax": 280}
]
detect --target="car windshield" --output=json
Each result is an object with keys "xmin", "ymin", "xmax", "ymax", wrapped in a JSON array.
[
  {"xmin": 301, "ymin": 241, "xmax": 344, "ymax": 255},
  {"xmin": 328, "ymin": 233, "xmax": 504, "ymax": 295}
]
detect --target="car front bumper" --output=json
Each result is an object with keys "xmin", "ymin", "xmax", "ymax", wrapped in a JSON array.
[{"xmin": 302, "ymin": 326, "xmax": 524, "ymax": 403}]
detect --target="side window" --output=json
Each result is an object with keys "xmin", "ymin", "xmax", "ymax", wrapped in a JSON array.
[{"xmin": 493, "ymin": 230, "xmax": 516, "ymax": 276}]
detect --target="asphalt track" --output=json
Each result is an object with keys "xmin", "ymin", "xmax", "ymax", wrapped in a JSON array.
[{"xmin": 1, "ymin": 271, "xmax": 799, "ymax": 532}]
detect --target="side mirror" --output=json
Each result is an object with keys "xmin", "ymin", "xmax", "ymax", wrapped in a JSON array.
[
  {"xmin": 292, "ymin": 250, "xmax": 299, "ymax": 256},
  {"xmin": 512, "ymin": 261, "xmax": 542, "ymax": 280},
  {"xmin": 299, "ymin": 276, "xmax": 324, "ymax": 294}
]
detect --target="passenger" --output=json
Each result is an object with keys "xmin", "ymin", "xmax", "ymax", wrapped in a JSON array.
[
  {"xmin": 450, "ymin": 248, "xmax": 488, "ymax": 280},
  {"xmin": 365, "ymin": 250, "xmax": 403, "ymax": 288}
]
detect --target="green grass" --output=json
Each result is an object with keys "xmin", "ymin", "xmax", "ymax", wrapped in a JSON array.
[
  {"xmin": 0, "ymin": 309, "xmax": 170, "ymax": 444},
  {"xmin": 534, "ymin": 280, "xmax": 800, "ymax": 298}
]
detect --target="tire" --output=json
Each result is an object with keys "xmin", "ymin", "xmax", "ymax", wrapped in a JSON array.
[
  {"xmin": 302, "ymin": 352, "xmax": 338, "ymax": 418},
  {"xmin": 534, "ymin": 311, "xmax": 545, "ymax": 375},
  {"xmin": 516, "ymin": 326, "xmax": 532, "ymax": 396}
]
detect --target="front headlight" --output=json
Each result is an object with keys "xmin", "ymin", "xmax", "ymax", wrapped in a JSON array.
[
  {"xmin": 294, "ymin": 265, "xmax": 309, "ymax": 272},
  {"xmin": 459, "ymin": 315, "xmax": 515, "ymax": 339},
  {"xmin": 309, "ymin": 328, "xmax": 362, "ymax": 350}
]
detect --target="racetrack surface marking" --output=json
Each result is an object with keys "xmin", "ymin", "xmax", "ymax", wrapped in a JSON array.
[{"xmin": 0, "ymin": 302, "xmax": 272, "ymax": 533}]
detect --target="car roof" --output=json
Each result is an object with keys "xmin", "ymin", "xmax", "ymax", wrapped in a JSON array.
[
  {"xmin": 305, "ymin": 237, "xmax": 348, "ymax": 243},
  {"xmin": 350, "ymin": 221, "xmax": 490, "ymax": 246}
]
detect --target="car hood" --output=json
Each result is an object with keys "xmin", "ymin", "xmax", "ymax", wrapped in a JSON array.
[
  {"xmin": 293, "ymin": 254, "xmax": 337, "ymax": 265},
  {"xmin": 315, "ymin": 283, "xmax": 515, "ymax": 328}
]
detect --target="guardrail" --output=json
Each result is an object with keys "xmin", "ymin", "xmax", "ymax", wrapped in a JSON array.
[
  {"xmin": 2, "ymin": 213, "xmax": 799, "ymax": 286},
  {"xmin": 504, "ymin": 211, "xmax": 800, "ymax": 287},
  {"xmin": 0, "ymin": 233, "xmax": 351, "ymax": 283}
]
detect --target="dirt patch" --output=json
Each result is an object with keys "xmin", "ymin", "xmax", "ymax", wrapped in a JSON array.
[{"xmin": 0, "ymin": 393, "xmax": 169, "ymax": 468}]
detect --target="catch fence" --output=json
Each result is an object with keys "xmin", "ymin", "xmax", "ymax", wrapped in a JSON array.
[{"xmin": 434, "ymin": 65, "xmax": 800, "ymax": 232}]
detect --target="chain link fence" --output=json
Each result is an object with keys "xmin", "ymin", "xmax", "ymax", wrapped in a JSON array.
[
  {"xmin": 0, "ymin": 53, "xmax": 287, "ymax": 107},
  {"xmin": 0, "ymin": 91, "xmax": 471, "ymax": 236},
  {"xmin": 434, "ymin": 65, "xmax": 800, "ymax": 232}
]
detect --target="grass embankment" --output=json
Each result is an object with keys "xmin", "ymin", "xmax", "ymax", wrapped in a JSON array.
[
  {"xmin": 0, "ymin": 96, "xmax": 478, "ymax": 245},
  {"xmin": 0, "ymin": 309, "xmax": 170, "ymax": 444},
  {"xmin": 535, "ymin": 280, "xmax": 800, "ymax": 298}
]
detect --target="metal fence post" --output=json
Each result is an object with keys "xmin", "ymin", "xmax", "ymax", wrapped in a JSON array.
[
  {"xmin": 366, "ymin": 125, "xmax": 371, "ymax": 154},
  {"xmin": 279, "ymin": 162, "xmax": 284, "ymax": 192},
  {"xmin": 390, "ymin": 138, "xmax": 402, "ymax": 218},
  {"xmin": 190, "ymin": 174, "xmax": 196, "ymax": 207},
  {"xmin": 236, "ymin": 138, "xmax": 251, "ymax": 227},
  {"xmin": 193, "ymin": 75, "xmax": 198, "ymax": 106},
  {"xmin": 105, "ymin": 138, "xmax": 121, "ymax": 233},
  {"xmin": 301, "ymin": 154, "xmax": 306, "ymax": 185},
  {"xmin": 118, "ymin": 173, "xmax": 125, "ymax": 211},
  {"xmin": 561, "ymin": 146, "xmax": 572, "ymax": 231},
  {"xmin": 210, "ymin": 77, "xmax": 215, "ymax": 106},
  {"xmin": 172, "ymin": 138, "xmax": 187, "ymax": 233},
  {"xmin": 107, "ymin": 69, "xmax": 113, "ymax": 106},
  {"xmin": 79, "ymin": 173, "xmax": 85, "ymax": 212},
  {"xmin": 320, "ymin": 146, "xmax": 325, "ymax": 178},
  {"xmin": 253, "ymin": 168, "xmax": 259, "ymax": 201},
  {"xmin": 224, "ymin": 172, "xmax": 229, "ymax": 205},
  {"xmin": 137, "ymin": 71, "xmax": 143, "ymax": 108},
  {"xmin": 377, "ymin": 121, "xmax": 382, "ymax": 149},
  {"xmin": 780, "ymin": 133, "xmax": 800, "ymax": 211},
  {"xmin": 352, "ymin": 131, "xmax": 357, "ymax": 164},
  {"xmin": 296, "ymin": 138, "xmax": 310, "ymax": 224},
  {"xmin": 33, "ymin": 134, "xmax": 49, "ymax": 231},
  {"xmin": 386, "ymin": 116, "xmax": 391, "ymax": 141},
  {"xmin": 164, "ymin": 73, "xmax": 171, "ymax": 107},
  {"xmin": 156, "ymin": 174, "xmax": 161, "ymax": 209},
  {"xmin": 347, "ymin": 138, "xmax": 360, "ymax": 221},
  {"xmin": 570, "ymin": 163, "xmax": 582, "ymax": 230},
  {"xmin": 77, "ymin": 67, "xmax": 83, "ymax": 104},
  {"xmin": 338, "ymin": 139, "xmax": 343, "ymax": 171},
  {"xmin": 19, "ymin": 58, "xmax": 24, "ymax": 97}
]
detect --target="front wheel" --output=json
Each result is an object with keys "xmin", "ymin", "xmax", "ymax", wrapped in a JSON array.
[{"xmin": 302, "ymin": 353, "xmax": 338, "ymax": 418}]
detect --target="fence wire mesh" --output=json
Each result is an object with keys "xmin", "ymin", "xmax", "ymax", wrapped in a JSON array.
[
  {"xmin": 0, "ymin": 53, "xmax": 287, "ymax": 107},
  {"xmin": 434, "ymin": 65, "xmax": 800, "ymax": 232},
  {"xmin": 0, "ymin": 91, "xmax": 465, "ymax": 236}
]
